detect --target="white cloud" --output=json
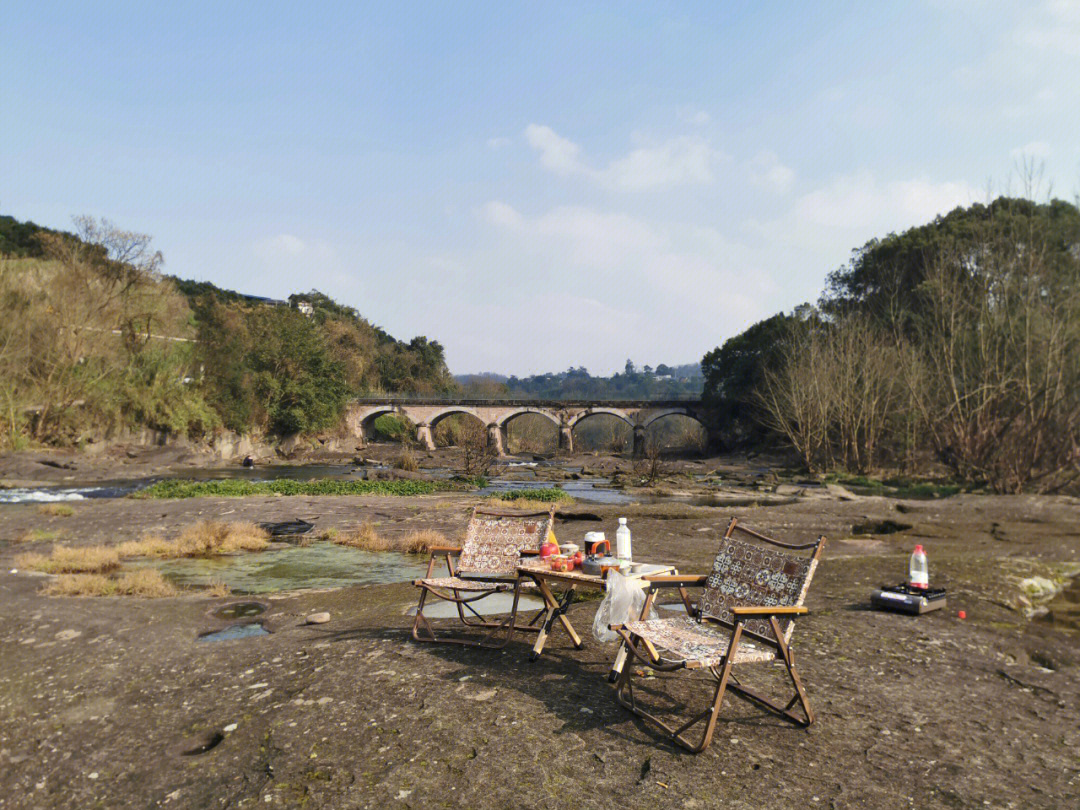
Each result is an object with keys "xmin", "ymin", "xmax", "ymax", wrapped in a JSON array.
[
  {"xmin": 1018, "ymin": 0, "xmax": 1080, "ymax": 55},
  {"xmin": 749, "ymin": 150, "xmax": 796, "ymax": 193},
  {"xmin": 253, "ymin": 233, "xmax": 306, "ymax": 259},
  {"xmin": 524, "ymin": 124, "xmax": 585, "ymax": 175},
  {"xmin": 603, "ymin": 137, "xmax": 718, "ymax": 191},
  {"xmin": 523, "ymin": 124, "xmax": 724, "ymax": 191},
  {"xmin": 480, "ymin": 200, "xmax": 771, "ymax": 347},
  {"xmin": 486, "ymin": 136, "xmax": 512, "ymax": 150},
  {"xmin": 787, "ymin": 173, "xmax": 977, "ymax": 234},
  {"xmin": 1010, "ymin": 140, "xmax": 1051, "ymax": 160}
]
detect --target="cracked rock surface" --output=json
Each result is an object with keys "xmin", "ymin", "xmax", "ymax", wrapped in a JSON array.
[{"xmin": 2, "ymin": 487, "xmax": 1079, "ymax": 808}]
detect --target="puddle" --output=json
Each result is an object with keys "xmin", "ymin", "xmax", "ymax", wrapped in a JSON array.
[
  {"xmin": 137, "ymin": 541, "xmax": 429, "ymax": 594},
  {"xmin": 478, "ymin": 478, "xmax": 638, "ymax": 505},
  {"xmin": 212, "ymin": 601, "xmax": 268, "ymax": 620},
  {"xmin": 176, "ymin": 730, "xmax": 225, "ymax": 756},
  {"xmin": 406, "ymin": 591, "xmax": 546, "ymax": 619},
  {"xmin": 197, "ymin": 623, "xmax": 269, "ymax": 642}
]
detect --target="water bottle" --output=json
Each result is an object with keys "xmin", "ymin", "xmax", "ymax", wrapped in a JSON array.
[
  {"xmin": 615, "ymin": 518, "xmax": 632, "ymax": 566},
  {"xmin": 909, "ymin": 545, "xmax": 928, "ymax": 590}
]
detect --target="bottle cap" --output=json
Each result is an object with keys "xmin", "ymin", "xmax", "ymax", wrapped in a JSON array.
[
  {"xmin": 618, "ymin": 517, "xmax": 627, "ymax": 524},
  {"xmin": 913, "ymin": 544, "xmax": 925, "ymax": 554}
]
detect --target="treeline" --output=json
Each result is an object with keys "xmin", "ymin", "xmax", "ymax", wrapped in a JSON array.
[
  {"xmin": 702, "ymin": 197, "xmax": 1080, "ymax": 493},
  {"xmin": 0, "ymin": 215, "xmax": 454, "ymax": 448},
  {"xmin": 458, "ymin": 361, "xmax": 703, "ymax": 400}
]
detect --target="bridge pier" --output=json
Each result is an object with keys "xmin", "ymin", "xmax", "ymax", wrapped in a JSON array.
[
  {"xmin": 558, "ymin": 424, "xmax": 574, "ymax": 454},
  {"xmin": 416, "ymin": 423, "xmax": 435, "ymax": 451},
  {"xmin": 486, "ymin": 423, "xmax": 506, "ymax": 456},
  {"xmin": 633, "ymin": 424, "xmax": 646, "ymax": 458}
]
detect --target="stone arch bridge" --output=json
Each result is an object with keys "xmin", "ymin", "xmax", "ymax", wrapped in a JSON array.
[{"xmin": 347, "ymin": 398, "xmax": 707, "ymax": 456}]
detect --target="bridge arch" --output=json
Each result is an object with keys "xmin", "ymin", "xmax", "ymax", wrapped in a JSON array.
[
  {"xmin": 640, "ymin": 407, "xmax": 703, "ymax": 430},
  {"xmin": 567, "ymin": 408, "xmax": 634, "ymax": 429},
  {"xmin": 640, "ymin": 409, "xmax": 708, "ymax": 456},
  {"xmin": 355, "ymin": 405, "xmax": 407, "ymax": 444},
  {"xmin": 423, "ymin": 406, "xmax": 484, "ymax": 427},
  {"xmin": 495, "ymin": 407, "xmax": 561, "ymax": 429}
]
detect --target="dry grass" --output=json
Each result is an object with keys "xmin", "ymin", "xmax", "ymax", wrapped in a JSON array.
[
  {"xmin": 394, "ymin": 449, "xmax": 419, "ymax": 472},
  {"xmin": 117, "ymin": 521, "xmax": 270, "ymax": 559},
  {"xmin": 42, "ymin": 568, "xmax": 177, "ymax": 597},
  {"xmin": 13, "ymin": 528, "xmax": 60, "ymax": 544},
  {"xmin": 327, "ymin": 521, "xmax": 384, "ymax": 549},
  {"xmin": 16, "ymin": 544, "xmax": 120, "ymax": 574},
  {"xmin": 206, "ymin": 580, "xmax": 231, "ymax": 597},
  {"xmin": 323, "ymin": 523, "xmax": 445, "ymax": 554},
  {"xmin": 397, "ymin": 529, "xmax": 448, "ymax": 553},
  {"xmin": 37, "ymin": 503, "xmax": 75, "ymax": 517}
]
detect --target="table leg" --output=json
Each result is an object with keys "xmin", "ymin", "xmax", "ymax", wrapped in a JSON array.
[
  {"xmin": 556, "ymin": 585, "xmax": 583, "ymax": 649},
  {"xmin": 529, "ymin": 579, "xmax": 583, "ymax": 661},
  {"xmin": 529, "ymin": 578, "xmax": 559, "ymax": 662}
]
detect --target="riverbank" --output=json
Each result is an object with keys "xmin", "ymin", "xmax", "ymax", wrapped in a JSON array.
[{"xmin": 2, "ymin": 474, "xmax": 1079, "ymax": 807}]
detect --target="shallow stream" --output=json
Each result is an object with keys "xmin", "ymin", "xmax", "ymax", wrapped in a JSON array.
[{"xmin": 132, "ymin": 542, "xmax": 429, "ymax": 594}]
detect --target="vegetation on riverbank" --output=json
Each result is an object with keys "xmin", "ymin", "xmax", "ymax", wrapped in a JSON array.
[
  {"xmin": 702, "ymin": 196, "xmax": 1080, "ymax": 493},
  {"xmin": 488, "ymin": 487, "xmax": 574, "ymax": 503},
  {"xmin": 319, "ymin": 524, "xmax": 446, "ymax": 553},
  {"xmin": 133, "ymin": 478, "xmax": 463, "ymax": 499},
  {"xmin": 0, "ymin": 214, "xmax": 454, "ymax": 449},
  {"xmin": 43, "ymin": 569, "xmax": 178, "ymax": 598}
]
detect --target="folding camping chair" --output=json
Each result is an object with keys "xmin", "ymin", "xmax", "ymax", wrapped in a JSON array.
[
  {"xmin": 410, "ymin": 506, "xmax": 555, "ymax": 649},
  {"xmin": 611, "ymin": 517, "xmax": 825, "ymax": 753}
]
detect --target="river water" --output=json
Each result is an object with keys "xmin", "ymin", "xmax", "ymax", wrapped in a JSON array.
[{"xmin": 0, "ymin": 460, "xmax": 643, "ymax": 505}]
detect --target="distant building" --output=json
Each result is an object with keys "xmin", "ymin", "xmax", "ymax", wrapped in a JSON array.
[{"xmin": 295, "ymin": 300, "xmax": 314, "ymax": 316}]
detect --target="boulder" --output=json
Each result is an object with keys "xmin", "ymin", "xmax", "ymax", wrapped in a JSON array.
[{"xmin": 305, "ymin": 612, "xmax": 331, "ymax": 625}]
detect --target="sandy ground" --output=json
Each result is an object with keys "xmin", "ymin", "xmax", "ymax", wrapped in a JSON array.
[{"xmin": 1, "ymin": 454, "xmax": 1079, "ymax": 809}]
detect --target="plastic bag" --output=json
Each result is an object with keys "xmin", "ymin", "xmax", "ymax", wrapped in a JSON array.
[{"xmin": 593, "ymin": 570, "xmax": 653, "ymax": 642}]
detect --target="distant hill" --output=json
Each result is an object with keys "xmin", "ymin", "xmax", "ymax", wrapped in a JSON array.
[{"xmin": 456, "ymin": 362, "xmax": 703, "ymax": 399}]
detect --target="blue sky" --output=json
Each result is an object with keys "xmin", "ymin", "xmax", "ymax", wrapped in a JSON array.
[{"xmin": 3, "ymin": 1, "xmax": 1078, "ymax": 375}]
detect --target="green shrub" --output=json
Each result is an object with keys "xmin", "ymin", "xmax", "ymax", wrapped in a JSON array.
[
  {"xmin": 492, "ymin": 487, "xmax": 573, "ymax": 503},
  {"xmin": 133, "ymin": 477, "xmax": 470, "ymax": 499},
  {"xmin": 371, "ymin": 414, "xmax": 413, "ymax": 442}
]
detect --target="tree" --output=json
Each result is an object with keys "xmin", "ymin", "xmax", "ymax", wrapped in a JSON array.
[{"xmin": 701, "ymin": 312, "xmax": 799, "ymax": 447}]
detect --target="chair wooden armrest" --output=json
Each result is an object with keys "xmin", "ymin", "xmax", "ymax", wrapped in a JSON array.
[
  {"xmin": 519, "ymin": 549, "xmax": 541, "ymax": 556},
  {"xmin": 644, "ymin": 574, "xmax": 708, "ymax": 587},
  {"xmin": 730, "ymin": 605, "xmax": 808, "ymax": 617},
  {"xmin": 428, "ymin": 546, "xmax": 462, "ymax": 556}
]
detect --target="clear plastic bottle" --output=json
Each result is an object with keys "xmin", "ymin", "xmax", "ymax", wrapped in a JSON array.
[
  {"xmin": 909, "ymin": 544, "xmax": 928, "ymax": 590},
  {"xmin": 615, "ymin": 517, "xmax": 632, "ymax": 565}
]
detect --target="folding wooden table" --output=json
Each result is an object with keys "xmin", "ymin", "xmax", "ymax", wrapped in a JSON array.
[{"xmin": 516, "ymin": 558, "xmax": 676, "ymax": 677}]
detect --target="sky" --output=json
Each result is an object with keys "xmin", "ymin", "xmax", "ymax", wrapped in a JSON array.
[{"xmin": 3, "ymin": 1, "xmax": 1079, "ymax": 376}]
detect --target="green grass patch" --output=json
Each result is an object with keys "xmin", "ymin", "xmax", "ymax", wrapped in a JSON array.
[
  {"xmin": 489, "ymin": 487, "xmax": 574, "ymax": 503},
  {"xmin": 133, "ymin": 478, "xmax": 466, "ymax": 500},
  {"xmin": 827, "ymin": 473, "xmax": 964, "ymax": 499}
]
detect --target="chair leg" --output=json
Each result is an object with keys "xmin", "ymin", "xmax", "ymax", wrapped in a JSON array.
[
  {"xmin": 613, "ymin": 633, "xmax": 739, "ymax": 754},
  {"xmin": 724, "ymin": 620, "xmax": 814, "ymax": 727},
  {"xmin": 410, "ymin": 584, "xmax": 539, "ymax": 649}
]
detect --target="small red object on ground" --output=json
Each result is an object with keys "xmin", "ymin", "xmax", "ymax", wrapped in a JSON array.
[{"xmin": 957, "ymin": 610, "xmax": 966, "ymax": 619}]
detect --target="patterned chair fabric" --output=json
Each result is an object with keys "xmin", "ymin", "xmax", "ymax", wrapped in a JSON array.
[
  {"xmin": 622, "ymin": 616, "xmax": 775, "ymax": 668},
  {"xmin": 456, "ymin": 511, "xmax": 553, "ymax": 577},
  {"xmin": 698, "ymin": 534, "xmax": 818, "ymax": 643},
  {"xmin": 417, "ymin": 576, "xmax": 537, "ymax": 592}
]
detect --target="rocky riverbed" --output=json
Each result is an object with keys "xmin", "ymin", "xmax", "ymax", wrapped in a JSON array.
[{"xmin": 1, "ymin": 448, "xmax": 1079, "ymax": 808}]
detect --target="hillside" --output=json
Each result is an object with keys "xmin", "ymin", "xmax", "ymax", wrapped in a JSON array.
[{"xmin": 0, "ymin": 214, "xmax": 454, "ymax": 447}]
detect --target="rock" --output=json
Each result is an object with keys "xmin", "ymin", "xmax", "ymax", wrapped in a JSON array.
[
  {"xmin": 306, "ymin": 612, "xmax": 331, "ymax": 625},
  {"xmin": 825, "ymin": 483, "xmax": 860, "ymax": 501},
  {"xmin": 775, "ymin": 483, "xmax": 805, "ymax": 496}
]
